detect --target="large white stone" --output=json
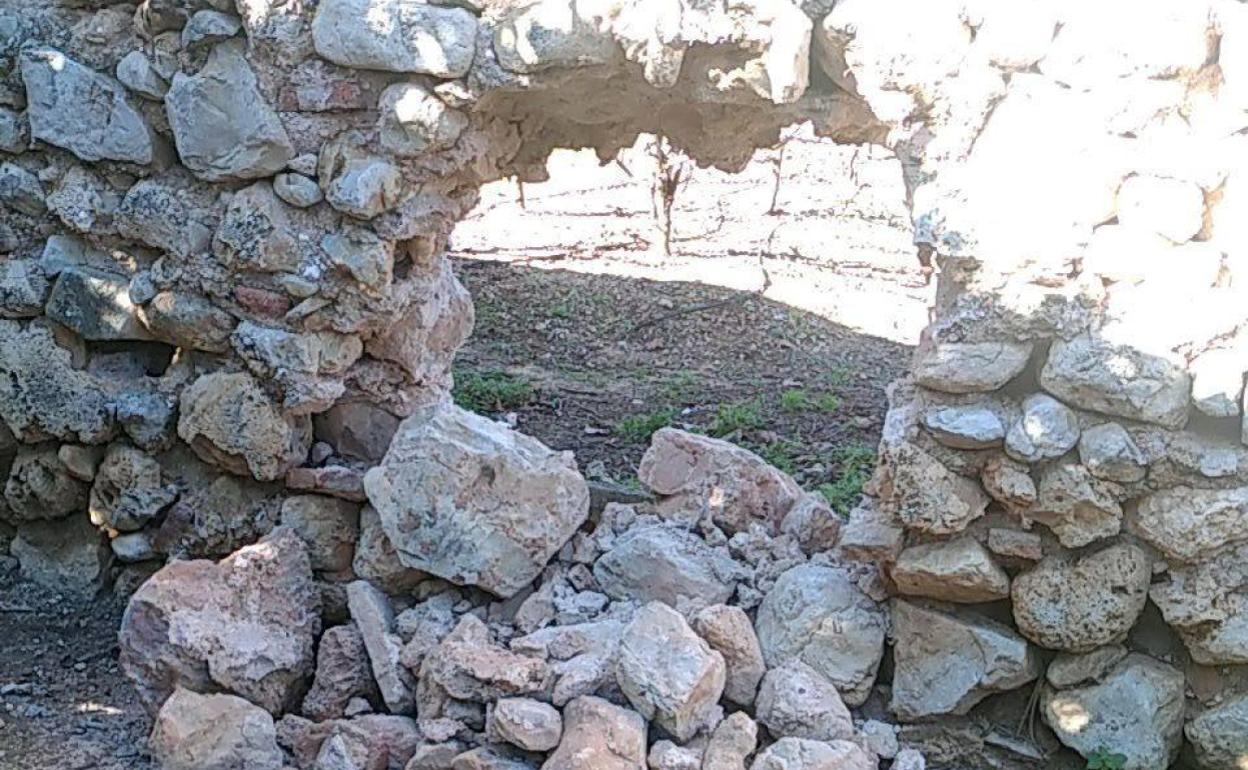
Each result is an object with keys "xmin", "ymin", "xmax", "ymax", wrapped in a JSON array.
[
  {"xmin": 313, "ymin": 0, "xmax": 477, "ymax": 77},
  {"xmin": 363, "ymin": 401, "xmax": 589, "ymax": 598},
  {"xmin": 1132, "ymin": 485, "xmax": 1248, "ymax": 563},
  {"xmin": 1040, "ymin": 335, "xmax": 1191, "ymax": 429}
]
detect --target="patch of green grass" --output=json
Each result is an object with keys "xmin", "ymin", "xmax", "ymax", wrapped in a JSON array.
[
  {"xmin": 1085, "ymin": 748, "xmax": 1127, "ymax": 770},
  {"xmin": 663, "ymin": 370, "xmax": 701, "ymax": 402},
  {"xmin": 614, "ymin": 407, "xmax": 679, "ymax": 442},
  {"xmin": 549, "ymin": 291, "xmax": 576, "ymax": 319},
  {"xmin": 755, "ymin": 440, "xmax": 801, "ymax": 474},
  {"xmin": 816, "ymin": 392, "xmax": 842, "ymax": 413},
  {"xmin": 816, "ymin": 443, "xmax": 876, "ymax": 517},
  {"xmin": 709, "ymin": 400, "xmax": 764, "ymax": 437},
  {"xmin": 780, "ymin": 389, "xmax": 811, "ymax": 413},
  {"xmin": 453, "ymin": 371, "xmax": 535, "ymax": 413}
]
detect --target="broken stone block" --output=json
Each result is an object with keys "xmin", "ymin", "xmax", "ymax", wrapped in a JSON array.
[
  {"xmin": 177, "ymin": 371, "xmax": 312, "ymax": 482},
  {"xmin": 1046, "ymin": 645, "xmax": 1128, "ymax": 689},
  {"xmin": 0, "ymin": 320, "xmax": 116, "ymax": 444},
  {"xmin": 1042, "ymin": 654, "xmax": 1184, "ymax": 770},
  {"xmin": 347, "ymin": 580, "xmax": 417, "ymax": 714},
  {"xmin": 213, "ymin": 183, "xmax": 303, "ymax": 274},
  {"xmin": 114, "ymin": 392, "xmax": 177, "ymax": 452},
  {"xmin": 779, "ymin": 492, "xmax": 841, "ymax": 554},
  {"xmin": 150, "ymin": 687, "xmax": 283, "ymax": 770},
  {"xmin": 890, "ymin": 599, "xmax": 1038, "ymax": 721},
  {"xmin": 891, "ymin": 537, "xmax": 1010, "ymax": 603},
  {"xmin": 421, "ymin": 615, "xmax": 553, "ymax": 705},
  {"xmin": 593, "ymin": 523, "xmax": 741, "ymax": 611},
  {"xmin": 750, "ymin": 738, "xmax": 874, "ymax": 770},
  {"xmin": 280, "ymin": 494, "xmax": 360, "ymax": 573},
  {"xmin": 88, "ymin": 444, "xmax": 176, "ymax": 532},
  {"xmin": 0, "ymin": 162, "xmax": 45, "ymax": 216},
  {"xmin": 363, "ymin": 401, "xmax": 589, "ymax": 598},
  {"xmin": 1004, "ymin": 394, "xmax": 1079, "ymax": 463},
  {"xmin": 884, "ymin": 442, "xmax": 988, "ymax": 535},
  {"xmin": 1011, "ymin": 542, "xmax": 1150, "ymax": 652},
  {"xmin": 690, "ymin": 604, "xmax": 765, "ymax": 708},
  {"xmin": 181, "ymin": 9, "xmax": 242, "ymax": 48},
  {"xmin": 10, "ymin": 515, "xmax": 107, "ymax": 596},
  {"xmin": 1040, "ymin": 334, "xmax": 1191, "ymax": 429},
  {"xmin": 1028, "ymin": 463, "xmax": 1123, "ymax": 548},
  {"xmin": 913, "ymin": 342, "xmax": 1032, "ymax": 394},
  {"xmin": 378, "ymin": 82, "xmax": 469, "ymax": 158},
  {"xmin": 115, "ymin": 176, "xmax": 218, "ymax": 260},
  {"xmin": 165, "ymin": 43, "xmax": 294, "ymax": 181},
  {"xmin": 272, "ymin": 172, "xmax": 322, "ymax": 208},
  {"xmin": 1185, "ymin": 695, "xmax": 1248, "ymax": 770},
  {"xmin": 617, "ymin": 602, "xmax": 726, "ymax": 741},
  {"xmin": 20, "ymin": 48, "xmax": 158, "ymax": 164},
  {"xmin": 4, "ymin": 444, "xmax": 88, "ymax": 521},
  {"xmin": 140, "ymin": 291, "xmax": 236, "ymax": 353},
  {"xmin": 489, "ymin": 697, "xmax": 562, "ymax": 752},
  {"xmin": 703, "ymin": 711, "xmax": 758, "ymax": 770},
  {"xmin": 1189, "ymin": 346, "xmax": 1245, "ymax": 419},
  {"xmin": 650, "ymin": 740, "xmax": 703, "ymax": 770},
  {"xmin": 324, "ymin": 154, "xmax": 404, "ymax": 220},
  {"xmin": 154, "ymin": 471, "xmax": 281, "ymax": 559},
  {"xmin": 119, "ymin": 528, "xmax": 320, "ymax": 714},
  {"xmin": 921, "ymin": 404, "xmax": 1005, "ymax": 449},
  {"xmin": 276, "ymin": 713, "xmax": 421, "ymax": 770},
  {"xmin": 1132, "ymin": 484, "xmax": 1248, "ymax": 564},
  {"xmin": 116, "ymin": 51, "xmax": 168, "ymax": 101},
  {"xmin": 986, "ymin": 528, "xmax": 1043, "ymax": 562},
  {"xmin": 314, "ymin": 401, "xmax": 401, "ymax": 463},
  {"xmin": 302, "ymin": 624, "xmax": 380, "ymax": 721},
  {"xmin": 640, "ymin": 428, "xmax": 806, "ymax": 535},
  {"xmin": 0, "ymin": 258, "xmax": 49, "ymax": 318},
  {"xmin": 352, "ymin": 504, "xmax": 426, "ymax": 594},
  {"xmin": 754, "ymin": 564, "xmax": 886, "ymax": 707},
  {"xmin": 543, "ymin": 696, "xmax": 647, "ymax": 770},
  {"xmin": 312, "ymin": 0, "xmax": 478, "ymax": 77},
  {"xmin": 836, "ymin": 497, "xmax": 903, "ymax": 562},
  {"xmin": 980, "ymin": 455, "xmax": 1037, "ymax": 508},
  {"xmin": 1077, "ymin": 422, "xmax": 1147, "ymax": 483},
  {"xmin": 1149, "ymin": 541, "xmax": 1248, "ymax": 665},
  {"xmin": 755, "ymin": 661, "xmax": 854, "ymax": 742}
]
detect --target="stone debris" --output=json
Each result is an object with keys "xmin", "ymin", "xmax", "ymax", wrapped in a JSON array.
[
  {"xmin": 890, "ymin": 537, "xmax": 1010, "ymax": 603},
  {"xmin": 347, "ymin": 579, "xmax": 416, "ymax": 714},
  {"xmin": 690, "ymin": 604, "xmax": 766, "ymax": 708}
]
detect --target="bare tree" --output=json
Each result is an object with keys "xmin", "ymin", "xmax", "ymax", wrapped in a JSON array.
[{"xmin": 648, "ymin": 136, "xmax": 690, "ymax": 257}]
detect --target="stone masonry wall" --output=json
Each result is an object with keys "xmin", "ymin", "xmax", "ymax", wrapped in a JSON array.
[{"xmin": 0, "ymin": 0, "xmax": 1246, "ymax": 768}]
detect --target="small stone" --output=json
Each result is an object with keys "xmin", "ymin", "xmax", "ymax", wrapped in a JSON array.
[
  {"xmin": 703, "ymin": 712, "xmax": 758, "ymax": 770},
  {"xmin": 314, "ymin": 402, "xmax": 400, "ymax": 464},
  {"xmin": 347, "ymin": 580, "xmax": 416, "ymax": 714},
  {"xmin": 986, "ymin": 528, "xmax": 1043, "ymax": 562},
  {"xmin": 5, "ymin": 445, "xmax": 88, "ymax": 521},
  {"xmin": 593, "ymin": 524, "xmax": 740, "ymax": 611},
  {"xmin": 273, "ymin": 172, "xmax": 323, "ymax": 207},
  {"xmin": 114, "ymin": 391, "xmax": 177, "ymax": 452},
  {"xmin": 1041, "ymin": 335, "xmax": 1191, "ymax": 430},
  {"xmin": 302, "ymin": 624, "xmax": 380, "ymax": 721},
  {"xmin": 1046, "ymin": 645, "xmax": 1128, "ymax": 689},
  {"xmin": 0, "ymin": 258, "xmax": 49, "ymax": 318},
  {"xmin": 884, "ymin": 442, "xmax": 989, "ymax": 535},
  {"xmin": 289, "ymin": 465, "xmax": 368, "ymax": 503},
  {"xmin": 111, "ymin": 530, "xmax": 157, "ymax": 563},
  {"xmin": 690, "ymin": 604, "xmax": 766, "ymax": 708},
  {"xmin": 836, "ymin": 498, "xmax": 904, "ymax": 562},
  {"xmin": 181, "ymin": 9, "xmax": 242, "ymax": 48},
  {"xmin": 755, "ymin": 564, "xmax": 887, "ymax": 707},
  {"xmin": 616, "ymin": 602, "xmax": 726, "ymax": 741},
  {"xmin": 21, "ymin": 48, "xmax": 157, "ymax": 164},
  {"xmin": 543, "ymin": 696, "xmax": 646, "ymax": 770},
  {"xmin": 890, "ymin": 599, "xmax": 1039, "ymax": 720},
  {"xmin": 913, "ymin": 342, "xmax": 1032, "ymax": 394},
  {"xmin": 892, "ymin": 748, "xmax": 926, "ymax": 770},
  {"xmin": 639, "ymin": 427, "xmax": 804, "ymax": 535},
  {"xmin": 1012, "ymin": 542, "xmax": 1150, "ymax": 652},
  {"xmin": 755, "ymin": 661, "xmax": 854, "ymax": 742},
  {"xmin": 1005, "ymin": 394, "xmax": 1079, "ymax": 463},
  {"xmin": 649, "ymin": 741, "xmax": 702, "ymax": 770},
  {"xmin": 324, "ymin": 156, "xmax": 404, "ymax": 219},
  {"xmin": 378, "ymin": 82, "xmax": 469, "ymax": 157},
  {"xmin": 1042, "ymin": 654, "xmax": 1184, "ymax": 770},
  {"xmin": 150, "ymin": 688, "xmax": 282, "ymax": 770},
  {"xmin": 856, "ymin": 720, "xmax": 898, "ymax": 761},
  {"xmin": 57, "ymin": 444, "xmax": 104, "ymax": 481},
  {"xmin": 1028, "ymin": 463, "xmax": 1123, "ymax": 548},
  {"xmin": 312, "ymin": 0, "xmax": 478, "ymax": 77},
  {"xmin": 1185, "ymin": 695, "xmax": 1248, "ymax": 770},
  {"xmin": 891, "ymin": 537, "xmax": 1010, "ymax": 603},
  {"xmin": 116, "ymin": 51, "xmax": 168, "ymax": 100},
  {"xmin": 280, "ymin": 495, "xmax": 360, "ymax": 573},
  {"xmin": 0, "ymin": 107, "xmax": 28, "ymax": 154},
  {"xmin": 363, "ymin": 401, "xmax": 589, "ymax": 598},
  {"xmin": 750, "ymin": 738, "xmax": 874, "ymax": 770},
  {"xmin": 921, "ymin": 405, "xmax": 1005, "ymax": 449},
  {"xmin": 166, "ymin": 43, "xmax": 294, "ymax": 181},
  {"xmin": 88, "ymin": 444, "xmax": 176, "ymax": 532},
  {"xmin": 0, "ymin": 162, "xmax": 45, "ymax": 216},
  {"xmin": 779, "ymin": 492, "xmax": 841, "ymax": 554},
  {"xmin": 45, "ymin": 268, "xmax": 152, "ymax": 342},
  {"xmin": 489, "ymin": 697, "xmax": 562, "ymax": 752},
  {"xmin": 1077, "ymin": 423, "xmax": 1146, "ymax": 483}
]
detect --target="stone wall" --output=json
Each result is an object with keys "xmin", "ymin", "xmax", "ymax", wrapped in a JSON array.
[{"xmin": 1, "ymin": 0, "xmax": 1246, "ymax": 768}]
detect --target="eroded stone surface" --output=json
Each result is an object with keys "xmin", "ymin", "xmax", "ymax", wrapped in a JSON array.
[
  {"xmin": 150, "ymin": 687, "xmax": 283, "ymax": 770},
  {"xmin": 891, "ymin": 537, "xmax": 1010, "ymax": 603},
  {"xmin": 1041, "ymin": 335, "xmax": 1192, "ymax": 429}
]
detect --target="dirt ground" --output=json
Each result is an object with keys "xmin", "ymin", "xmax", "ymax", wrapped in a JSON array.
[{"xmin": 0, "ymin": 133, "xmax": 932, "ymax": 769}]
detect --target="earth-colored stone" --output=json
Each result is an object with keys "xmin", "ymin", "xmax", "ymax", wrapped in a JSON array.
[
  {"xmin": 639, "ymin": 427, "xmax": 804, "ymax": 535},
  {"xmin": 1132, "ymin": 485, "xmax": 1248, "ymax": 564},
  {"xmin": 490, "ymin": 697, "xmax": 563, "ymax": 752},
  {"xmin": 301, "ymin": 623, "xmax": 379, "ymax": 721},
  {"xmin": 1046, "ymin": 645, "xmax": 1128, "ymax": 689},
  {"xmin": 150, "ymin": 687, "xmax": 283, "ymax": 770},
  {"xmin": 542, "ymin": 696, "xmax": 646, "ymax": 770},
  {"xmin": 4, "ymin": 444, "xmax": 88, "ymax": 521},
  {"xmin": 890, "ymin": 599, "xmax": 1038, "ymax": 720},
  {"xmin": 755, "ymin": 661, "xmax": 854, "ymax": 742},
  {"xmin": 119, "ymin": 528, "xmax": 320, "ymax": 714},
  {"xmin": 347, "ymin": 580, "xmax": 416, "ymax": 714},
  {"xmin": 363, "ymin": 401, "xmax": 589, "ymax": 598},
  {"xmin": 280, "ymin": 495, "xmax": 360, "ymax": 573},
  {"xmin": 1028, "ymin": 463, "xmax": 1123, "ymax": 548},
  {"xmin": 883, "ymin": 442, "xmax": 988, "ymax": 535},
  {"xmin": 891, "ymin": 537, "xmax": 1010, "ymax": 603},
  {"xmin": 754, "ymin": 564, "xmax": 887, "ymax": 707},
  {"xmin": 1149, "ymin": 542, "xmax": 1248, "ymax": 665},
  {"xmin": 1011, "ymin": 542, "xmax": 1150, "ymax": 652},
  {"xmin": 1042, "ymin": 654, "xmax": 1185, "ymax": 770},
  {"xmin": 690, "ymin": 604, "xmax": 765, "ymax": 707},
  {"xmin": 616, "ymin": 601, "xmax": 725, "ymax": 741}
]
